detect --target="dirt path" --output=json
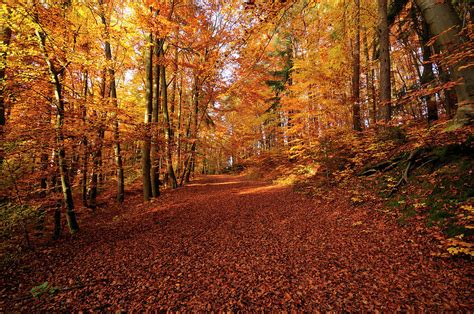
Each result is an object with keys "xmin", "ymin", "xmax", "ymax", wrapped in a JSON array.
[{"xmin": 1, "ymin": 175, "xmax": 472, "ymax": 310}]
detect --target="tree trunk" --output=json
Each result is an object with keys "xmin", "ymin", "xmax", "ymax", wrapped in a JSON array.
[
  {"xmin": 106, "ymin": 77, "xmax": 123, "ymax": 202},
  {"xmin": 108, "ymin": 59, "xmax": 125, "ymax": 203},
  {"xmin": 364, "ymin": 28, "xmax": 376, "ymax": 126},
  {"xmin": 142, "ymin": 33, "xmax": 153, "ymax": 201},
  {"xmin": 35, "ymin": 29, "xmax": 79, "ymax": 234},
  {"xmin": 180, "ymin": 79, "xmax": 198, "ymax": 186},
  {"xmin": 418, "ymin": 16, "xmax": 438, "ymax": 122},
  {"xmin": 176, "ymin": 73, "xmax": 183, "ymax": 177},
  {"xmin": 151, "ymin": 37, "xmax": 161, "ymax": 198},
  {"xmin": 100, "ymin": 5, "xmax": 124, "ymax": 203},
  {"xmin": 50, "ymin": 153, "xmax": 61, "ymax": 239},
  {"xmin": 414, "ymin": 0, "xmax": 474, "ymax": 124},
  {"xmin": 438, "ymin": 64, "xmax": 457, "ymax": 118},
  {"xmin": 89, "ymin": 71, "xmax": 106, "ymax": 209},
  {"xmin": 0, "ymin": 13, "xmax": 11, "ymax": 167},
  {"xmin": 89, "ymin": 119, "xmax": 104, "ymax": 209},
  {"xmin": 352, "ymin": 0, "xmax": 362, "ymax": 131},
  {"xmin": 170, "ymin": 45, "xmax": 178, "ymax": 127},
  {"xmin": 180, "ymin": 94, "xmax": 193, "ymax": 185},
  {"xmin": 160, "ymin": 52, "xmax": 178, "ymax": 188},
  {"xmin": 81, "ymin": 71, "xmax": 89, "ymax": 207},
  {"xmin": 185, "ymin": 76, "xmax": 200, "ymax": 184},
  {"xmin": 39, "ymin": 152, "xmax": 48, "ymax": 198},
  {"xmin": 378, "ymin": 0, "xmax": 392, "ymax": 122}
]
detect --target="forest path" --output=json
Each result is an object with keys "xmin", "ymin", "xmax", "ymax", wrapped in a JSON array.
[{"xmin": 2, "ymin": 175, "xmax": 472, "ymax": 311}]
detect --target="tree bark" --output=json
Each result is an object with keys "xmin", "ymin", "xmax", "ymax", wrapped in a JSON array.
[
  {"xmin": 51, "ymin": 159, "xmax": 62, "ymax": 240},
  {"xmin": 418, "ymin": 15, "xmax": 438, "ymax": 122},
  {"xmin": 185, "ymin": 76, "xmax": 200, "ymax": 184},
  {"xmin": 160, "ymin": 49, "xmax": 178, "ymax": 188},
  {"xmin": 363, "ymin": 28, "xmax": 376, "ymax": 126},
  {"xmin": 35, "ymin": 29, "xmax": 79, "ymax": 234},
  {"xmin": 151, "ymin": 36, "xmax": 161, "ymax": 198},
  {"xmin": 176, "ymin": 73, "xmax": 183, "ymax": 177},
  {"xmin": 81, "ymin": 71, "xmax": 89, "ymax": 207},
  {"xmin": 438, "ymin": 64, "xmax": 457, "ymax": 118},
  {"xmin": 378, "ymin": 0, "xmax": 392, "ymax": 122},
  {"xmin": 414, "ymin": 0, "xmax": 474, "ymax": 124},
  {"xmin": 142, "ymin": 33, "xmax": 153, "ymax": 201},
  {"xmin": 89, "ymin": 71, "xmax": 107, "ymax": 209},
  {"xmin": 100, "ymin": 3, "xmax": 124, "ymax": 203},
  {"xmin": 0, "ymin": 12, "xmax": 11, "ymax": 167},
  {"xmin": 107, "ymin": 60, "xmax": 125, "ymax": 203},
  {"xmin": 352, "ymin": 0, "xmax": 362, "ymax": 131},
  {"xmin": 180, "ymin": 78, "xmax": 198, "ymax": 186}
]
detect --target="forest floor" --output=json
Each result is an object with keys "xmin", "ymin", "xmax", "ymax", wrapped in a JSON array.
[{"xmin": 1, "ymin": 174, "xmax": 472, "ymax": 311}]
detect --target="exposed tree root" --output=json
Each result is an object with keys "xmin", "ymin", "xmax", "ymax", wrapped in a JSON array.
[
  {"xmin": 359, "ymin": 154, "xmax": 406, "ymax": 176},
  {"xmin": 389, "ymin": 149, "xmax": 419, "ymax": 196},
  {"xmin": 359, "ymin": 140, "xmax": 473, "ymax": 195}
]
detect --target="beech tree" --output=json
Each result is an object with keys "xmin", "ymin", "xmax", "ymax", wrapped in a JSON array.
[
  {"xmin": 142, "ymin": 30, "xmax": 153, "ymax": 201},
  {"xmin": 0, "ymin": 9, "xmax": 11, "ymax": 167},
  {"xmin": 99, "ymin": 0, "xmax": 125, "ymax": 203},
  {"xmin": 378, "ymin": 0, "xmax": 391, "ymax": 123},
  {"xmin": 33, "ymin": 2, "xmax": 79, "ymax": 233},
  {"xmin": 352, "ymin": 0, "xmax": 361, "ymax": 131},
  {"xmin": 414, "ymin": 0, "xmax": 473, "ymax": 124}
]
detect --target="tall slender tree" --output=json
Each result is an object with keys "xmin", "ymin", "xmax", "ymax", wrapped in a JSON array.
[
  {"xmin": 0, "ymin": 9, "xmax": 11, "ymax": 166},
  {"xmin": 352, "ymin": 0, "xmax": 361, "ymax": 131},
  {"xmin": 142, "ymin": 31, "xmax": 154, "ymax": 201},
  {"xmin": 34, "ymin": 17, "xmax": 79, "ymax": 234},
  {"xmin": 378, "ymin": 0, "xmax": 391, "ymax": 122},
  {"xmin": 160, "ymin": 45, "xmax": 178, "ymax": 188},
  {"xmin": 99, "ymin": 0, "xmax": 125, "ymax": 203},
  {"xmin": 151, "ymin": 35, "xmax": 161, "ymax": 198}
]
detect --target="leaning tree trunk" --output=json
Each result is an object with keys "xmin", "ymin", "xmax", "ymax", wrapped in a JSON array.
[
  {"xmin": 35, "ymin": 29, "xmax": 79, "ymax": 234},
  {"xmin": 378, "ymin": 0, "xmax": 392, "ymax": 123},
  {"xmin": 414, "ymin": 0, "xmax": 474, "ymax": 124}
]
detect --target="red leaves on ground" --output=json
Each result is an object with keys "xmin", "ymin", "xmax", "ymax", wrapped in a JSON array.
[{"xmin": 1, "ymin": 175, "xmax": 472, "ymax": 311}]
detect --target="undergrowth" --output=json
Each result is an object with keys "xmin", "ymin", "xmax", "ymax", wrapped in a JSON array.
[{"xmin": 245, "ymin": 120, "xmax": 474, "ymax": 258}]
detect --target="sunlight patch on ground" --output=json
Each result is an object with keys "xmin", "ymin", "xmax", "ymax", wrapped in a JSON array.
[
  {"xmin": 187, "ymin": 181, "xmax": 241, "ymax": 187},
  {"xmin": 238, "ymin": 185, "xmax": 282, "ymax": 195}
]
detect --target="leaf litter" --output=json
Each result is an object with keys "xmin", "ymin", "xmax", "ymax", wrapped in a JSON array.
[{"xmin": 1, "ymin": 175, "xmax": 472, "ymax": 311}]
